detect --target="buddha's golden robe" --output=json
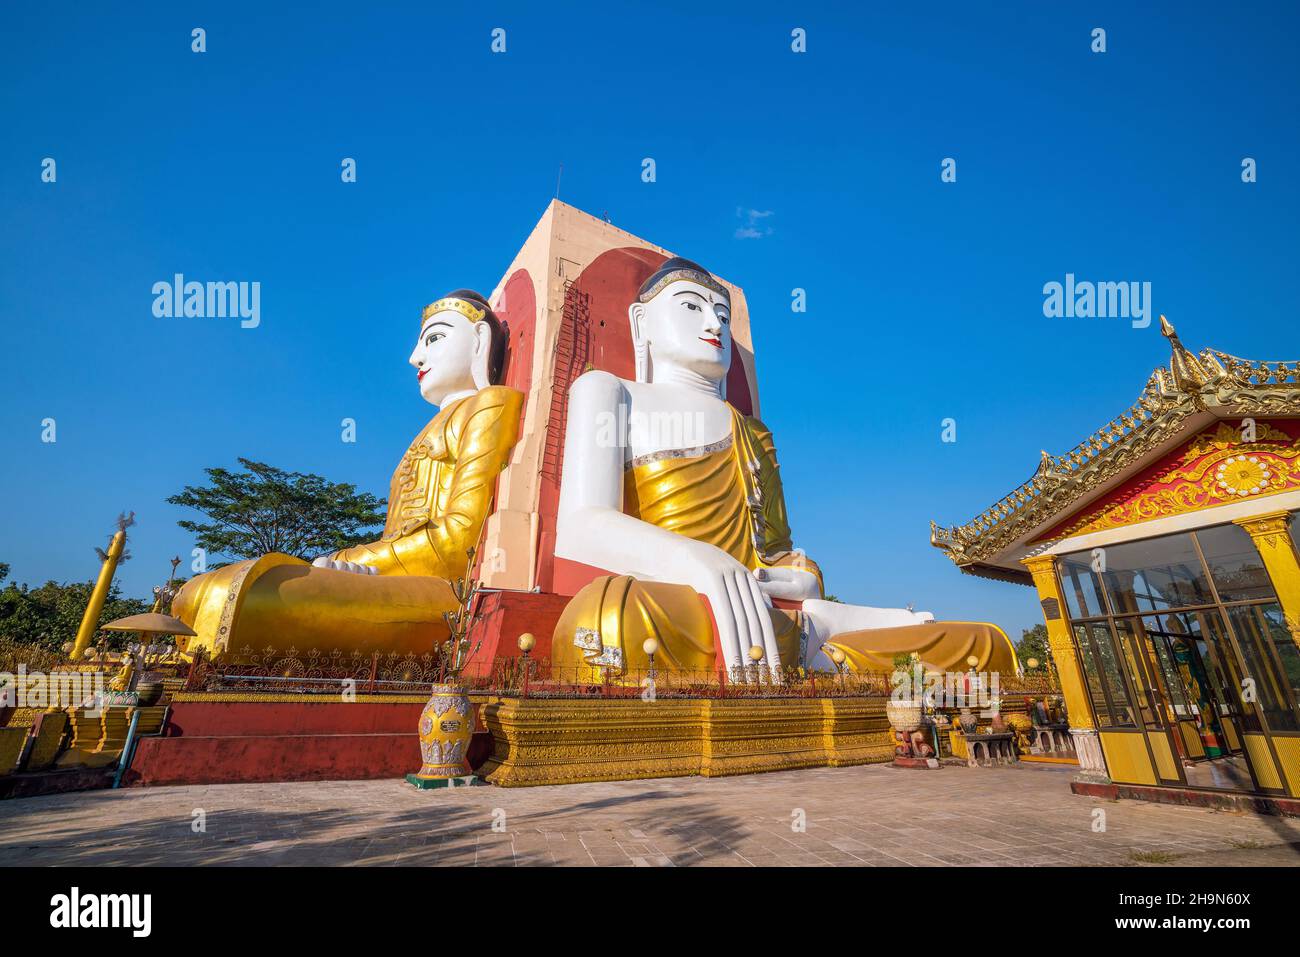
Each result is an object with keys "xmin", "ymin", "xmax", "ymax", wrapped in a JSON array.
[
  {"xmin": 554, "ymin": 406, "xmax": 818, "ymax": 679},
  {"xmin": 822, "ymin": 621, "xmax": 1018, "ymax": 675},
  {"xmin": 172, "ymin": 385, "xmax": 523, "ymax": 659},
  {"xmin": 553, "ymin": 404, "xmax": 1017, "ymax": 678}
]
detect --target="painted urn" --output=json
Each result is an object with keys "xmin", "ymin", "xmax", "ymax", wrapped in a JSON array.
[
  {"xmin": 134, "ymin": 674, "xmax": 164, "ymax": 706},
  {"xmin": 958, "ymin": 708, "xmax": 979, "ymax": 735},
  {"xmin": 410, "ymin": 683, "xmax": 474, "ymax": 785},
  {"xmin": 885, "ymin": 698, "xmax": 924, "ymax": 734}
]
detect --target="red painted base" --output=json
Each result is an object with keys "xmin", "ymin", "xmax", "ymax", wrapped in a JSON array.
[
  {"xmin": 128, "ymin": 732, "xmax": 418, "ymax": 787},
  {"xmin": 460, "ymin": 590, "xmax": 571, "ymax": 676},
  {"xmin": 892, "ymin": 756, "xmax": 940, "ymax": 770},
  {"xmin": 123, "ymin": 699, "xmax": 494, "ymax": 788},
  {"xmin": 1071, "ymin": 779, "xmax": 1300, "ymax": 817}
]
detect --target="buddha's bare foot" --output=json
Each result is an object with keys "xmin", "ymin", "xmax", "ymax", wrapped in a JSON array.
[{"xmin": 311, "ymin": 556, "xmax": 378, "ymax": 575}]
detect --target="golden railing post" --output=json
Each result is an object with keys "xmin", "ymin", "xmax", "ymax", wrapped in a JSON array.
[
  {"xmin": 1233, "ymin": 510, "xmax": 1300, "ymax": 645},
  {"xmin": 1022, "ymin": 554, "xmax": 1108, "ymax": 779}
]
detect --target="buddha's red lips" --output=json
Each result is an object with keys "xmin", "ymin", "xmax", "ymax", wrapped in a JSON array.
[
  {"xmin": 417, "ymin": 368, "xmax": 428, "ymax": 381},
  {"xmin": 700, "ymin": 337, "xmax": 722, "ymax": 348}
]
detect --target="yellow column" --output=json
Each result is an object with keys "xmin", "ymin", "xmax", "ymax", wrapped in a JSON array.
[
  {"xmin": 1234, "ymin": 510, "xmax": 1300, "ymax": 644},
  {"xmin": 70, "ymin": 530, "xmax": 126, "ymax": 661},
  {"xmin": 1022, "ymin": 555, "xmax": 1107, "ymax": 777}
]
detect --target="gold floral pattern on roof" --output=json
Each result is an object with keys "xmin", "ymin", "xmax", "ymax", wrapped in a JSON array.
[{"xmin": 929, "ymin": 319, "xmax": 1300, "ymax": 579}]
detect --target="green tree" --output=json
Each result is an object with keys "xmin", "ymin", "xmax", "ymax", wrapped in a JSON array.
[
  {"xmin": 168, "ymin": 458, "xmax": 386, "ymax": 564},
  {"xmin": 0, "ymin": 565, "xmax": 151, "ymax": 653},
  {"xmin": 1016, "ymin": 623, "xmax": 1051, "ymax": 672}
]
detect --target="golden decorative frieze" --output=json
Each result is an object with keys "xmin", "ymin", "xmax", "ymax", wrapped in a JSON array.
[
  {"xmin": 477, "ymin": 696, "xmax": 894, "ymax": 787},
  {"xmin": 1052, "ymin": 423, "xmax": 1300, "ymax": 538},
  {"xmin": 1234, "ymin": 509, "xmax": 1295, "ymax": 542},
  {"xmin": 932, "ymin": 320, "xmax": 1300, "ymax": 574}
]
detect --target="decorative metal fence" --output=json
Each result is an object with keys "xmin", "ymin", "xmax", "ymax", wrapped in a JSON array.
[
  {"xmin": 182, "ymin": 647, "xmax": 446, "ymax": 695},
  {"xmin": 183, "ymin": 647, "xmax": 1061, "ymax": 701}
]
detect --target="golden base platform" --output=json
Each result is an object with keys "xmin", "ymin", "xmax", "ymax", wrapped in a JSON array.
[{"xmin": 475, "ymin": 696, "xmax": 896, "ymax": 787}]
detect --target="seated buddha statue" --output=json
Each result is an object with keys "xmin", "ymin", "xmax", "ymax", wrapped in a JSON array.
[
  {"xmin": 552, "ymin": 258, "xmax": 1015, "ymax": 679},
  {"xmin": 171, "ymin": 291, "xmax": 524, "ymax": 659}
]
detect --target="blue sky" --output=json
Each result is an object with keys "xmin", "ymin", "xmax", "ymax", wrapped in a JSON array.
[{"xmin": 2, "ymin": 2, "xmax": 1297, "ymax": 641}]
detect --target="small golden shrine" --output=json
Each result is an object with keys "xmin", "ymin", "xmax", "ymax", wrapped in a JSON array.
[{"xmin": 931, "ymin": 319, "xmax": 1300, "ymax": 804}]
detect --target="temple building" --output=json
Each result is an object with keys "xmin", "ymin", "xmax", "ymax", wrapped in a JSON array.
[{"xmin": 932, "ymin": 320, "xmax": 1300, "ymax": 808}]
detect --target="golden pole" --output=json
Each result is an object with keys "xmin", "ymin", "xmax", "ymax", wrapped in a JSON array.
[
  {"xmin": 71, "ymin": 529, "xmax": 126, "ymax": 661},
  {"xmin": 1022, "ymin": 556, "xmax": 1092, "ymax": 729},
  {"xmin": 1233, "ymin": 511, "xmax": 1300, "ymax": 646},
  {"xmin": 1022, "ymin": 554, "xmax": 1108, "ymax": 778}
]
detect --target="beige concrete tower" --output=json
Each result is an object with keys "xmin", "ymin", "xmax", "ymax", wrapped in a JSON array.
[{"xmin": 478, "ymin": 200, "xmax": 761, "ymax": 593}]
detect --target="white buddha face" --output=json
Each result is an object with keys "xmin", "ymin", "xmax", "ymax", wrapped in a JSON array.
[
  {"xmin": 635, "ymin": 279, "xmax": 732, "ymax": 383},
  {"xmin": 408, "ymin": 310, "xmax": 484, "ymax": 406}
]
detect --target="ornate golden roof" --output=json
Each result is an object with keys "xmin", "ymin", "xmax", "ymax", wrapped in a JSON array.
[{"xmin": 930, "ymin": 319, "xmax": 1300, "ymax": 581}]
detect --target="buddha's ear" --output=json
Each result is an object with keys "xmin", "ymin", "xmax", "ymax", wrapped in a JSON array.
[
  {"xmin": 628, "ymin": 301, "xmax": 649, "ymax": 383},
  {"xmin": 469, "ymin": 320, "xmax": 493, "ymax": 390}
]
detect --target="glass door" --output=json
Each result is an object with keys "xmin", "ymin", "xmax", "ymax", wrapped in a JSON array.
[
  {"xmin": 1113, "ymin": 619, "xmax": 1182, "ymax": 784},
  {"xmin": 1057, "ymin": 521, "xmax": 1300, "ymax": 795},
  {"xmin": 1133, "ymin": 611, "xmax": 1260, "ymax": 791},
  {"xmin": 1196, "ymin": 525, "xmax": 1297, "ymax": 794}
]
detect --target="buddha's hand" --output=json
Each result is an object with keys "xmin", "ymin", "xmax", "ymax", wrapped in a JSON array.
[
  {"xmin": 752, "ymin": 566, "xmax": 821, "ymax": 602},
  {"xmin": 311, "ymin": 556, "xmax": 378, "ymax": 576},
  {"xmin": 675, "ymin": 541, "xmax": 780, "ymax": 677}
]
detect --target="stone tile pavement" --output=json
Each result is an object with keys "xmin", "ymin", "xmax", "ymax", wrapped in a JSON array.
[{"xmin": 1, "ymin": 763, "xmax": 1298, "ymax": 866}]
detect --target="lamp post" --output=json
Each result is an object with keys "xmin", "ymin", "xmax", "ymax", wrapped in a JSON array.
[
  {"xmin": 517, "ymin": 632, "xmax": 535, "ymax": 697},
  {"xmin": 643, "ymin": 637, "xmax": 659, "ymax": 680},
  {"xmin": 748, "ymin": 645, "xmax": 765, "ymax": 687},
  {"xmin": 1025, "ymin": 656, "xmax": 1040, "ymax": 699},
  {"xmin": 643, "ymin": 637, "xmax": 659, "ymax": 698},
  {"xmin": 831, "ymin": 648, "xmax": 847, "ymax": 687}
]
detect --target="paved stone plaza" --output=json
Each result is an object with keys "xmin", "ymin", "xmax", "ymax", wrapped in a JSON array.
[{"xmin": 1, "ymin": 763, "xmax": 1298, "ymax": 866}]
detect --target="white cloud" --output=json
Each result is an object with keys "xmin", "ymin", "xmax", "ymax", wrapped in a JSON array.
[{"xmin": 734, "ymin": 207, "xmax": 774, "ymax": 240}]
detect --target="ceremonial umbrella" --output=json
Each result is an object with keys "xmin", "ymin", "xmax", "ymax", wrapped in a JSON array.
[{"xmin": 100, "ymin": 613, "xmax": 197, "ymax": 638}]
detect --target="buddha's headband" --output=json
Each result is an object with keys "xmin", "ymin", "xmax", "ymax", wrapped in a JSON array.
[
  {"xmin": 421, "ymin": 297, "xmax": 486, "ymax": 325},
  {"xmin": 637, "ymin": 267, "xmax": 730, "ymax": 304}
]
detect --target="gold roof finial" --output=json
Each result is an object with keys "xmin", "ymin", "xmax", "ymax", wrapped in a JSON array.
[
  {"xmin": 1033, "ymin": 448, "xmax": 1067, "ymax": 486},
  {"xmin": 1159, "ymin": 315, "xmax": 1210, "ymax": 392}
]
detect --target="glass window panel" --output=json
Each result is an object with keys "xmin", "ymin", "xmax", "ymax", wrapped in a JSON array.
[
  {"xmin": 1059, "ymin": 551, "xmax": 1106, "ymax": 620},
  {"xmin": 1140, "ymin": 615, "xmax": 1192, "ymax": 715},
  {"xmin": 1199, "ymin": 609, "xmax": 1259, "ymax": 734},
  {"xmin": 1226, "ymin": 603, "xmax": 1300, "ymax": 733},
  {"xmin": 1143, "ymin": 611, "xmax": 1247, "ymax": 756},
  {"xmin": 1089, "ymin": 623, "xmax": 1138, "ymax": 728},
  {"xmin": 1099, "ymin": 533, "xmax": 1214, "ymax": 614},
  {"xmin": 1196, "ymin": 524, "xmax": 1277, "ymax": 603},
  {"xmin": 1114, "ymin": 619, "xmax": 1165, "ymax": 730},
  {"xmin": 1074, "ymin": 625, "xmax": 1113, "ymax": 728}
]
